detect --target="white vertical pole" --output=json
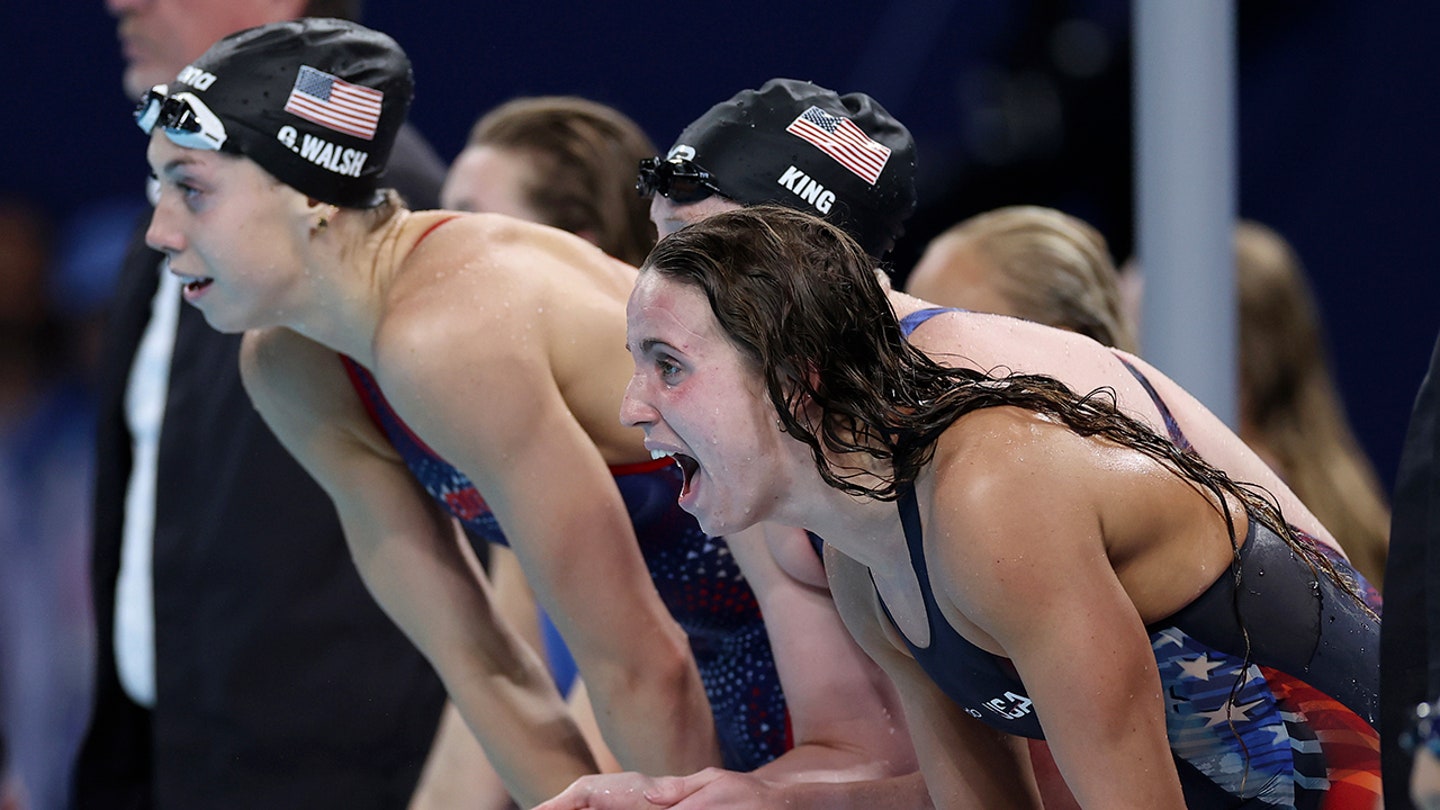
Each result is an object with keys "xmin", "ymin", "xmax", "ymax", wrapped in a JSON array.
[{"xmin": 1134, "ymin": 0, "xmax": 1238, "ymax": 427}]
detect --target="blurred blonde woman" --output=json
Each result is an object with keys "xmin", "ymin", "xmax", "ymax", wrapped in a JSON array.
[
  {"xmin": 1236, "ymin": 220, "xmax": 1390, "ymax": 589},
  {"xmin": 904, "ymin": 204, "xmax": 1137, "ymax": 353},
  {"xmin": 908, "ymin": 211, "xmax": 1388, "ymax": 590}
]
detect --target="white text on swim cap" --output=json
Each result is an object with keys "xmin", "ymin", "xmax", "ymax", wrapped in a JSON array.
[
  {"xmin": 777, "ymin": 166, "xmax": 834, "ymax": 214},
  {"xmin": 177, "ymin": 65, "xmax": 217, "ymax": 90},
  {"xmin": 285, "ymin": 131, "xmax": 370, "ymax": 178}
]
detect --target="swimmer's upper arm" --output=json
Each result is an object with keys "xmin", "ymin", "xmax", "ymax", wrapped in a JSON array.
[
  {"xmin": 240, "ymin": 328, "xmax": 500, "ymax": 650},
  {"xmin": 372, "ymin": 306, "xmax": 719, "ymax": 775},
  {"xmin": 924, "ymin": 413, "xmax": 1183, "ymax": 808},
  {"xmin": 242, "ymin": 326, "xmax": 599, "ymax": 805}
]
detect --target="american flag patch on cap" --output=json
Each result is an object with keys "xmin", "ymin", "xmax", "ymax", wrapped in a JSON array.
[
  {"xmin": 284, "ymin": 65, "xmax": 384, "ymax": 140},
  {"xmin": 785, "ymin": 106, "xmax": 892, "ymax": 185}
]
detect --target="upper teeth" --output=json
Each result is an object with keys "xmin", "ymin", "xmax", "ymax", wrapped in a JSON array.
[{"xmin": 650, "ymin": 449, "xmax": 674, "ymax": 460}]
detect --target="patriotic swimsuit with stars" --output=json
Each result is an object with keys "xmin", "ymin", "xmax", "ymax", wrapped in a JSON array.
[
  {"xmin": 885, "ymin": 307, "xmax": 1383, "ymax": 808},
  {"xmin": 336, "ymin": 253, "xmax": 789, "ymax": 771}
]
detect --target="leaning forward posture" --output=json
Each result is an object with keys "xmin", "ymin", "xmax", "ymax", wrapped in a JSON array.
[
  {"xmin": 136, "ymin": 20, "xmax": 717, "ymax": 805},
  {"xmin": 620, "ymin": 206, "xmax": 1382, "ymax": 809}
]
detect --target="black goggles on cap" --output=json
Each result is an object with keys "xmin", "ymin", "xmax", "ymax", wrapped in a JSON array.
[
  {"xmin": 134, "ymin": 85, "xmax": 230, "ymax": 152},
  {"xmin": 636, "ymin": 157, "xmax": 724, "ymax": 204}
]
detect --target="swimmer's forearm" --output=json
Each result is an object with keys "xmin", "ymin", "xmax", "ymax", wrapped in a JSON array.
[{"xmin": 581, "ymin": 638, "xmax": 722, "ymax": 774}]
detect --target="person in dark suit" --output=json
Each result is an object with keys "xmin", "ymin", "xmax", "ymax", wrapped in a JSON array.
[
  {"xmin": 74, "ymin": 2, "xmax": 448, "ymax": 807},
  {"xmin": 1382, "ymin": 331, "xmax": 1440, "ymax": 810}
]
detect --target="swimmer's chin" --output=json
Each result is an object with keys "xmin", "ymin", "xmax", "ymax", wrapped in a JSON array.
[
  {"xmin": 191, "ymin": 305, "xmax": 264, "ymax": 336},
  {"xmin": 701, "ymin": 516, "xmax": 764, "ymax": 540},
  {"xmin": 680, "ymin": 500, "xmax": 760, "ymax": 539}
]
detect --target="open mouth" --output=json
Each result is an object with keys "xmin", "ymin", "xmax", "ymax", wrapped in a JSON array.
[
  {"xmin": 673, "ymin": 453, "xmax": 699, "ymax": 495},
  {"xmin": 184, "ymin": 277, "xmax": 214, "ymax": 294},
  {"xmin": 651, "ymin": 448, "xmax": 701, "ymax": 496}
]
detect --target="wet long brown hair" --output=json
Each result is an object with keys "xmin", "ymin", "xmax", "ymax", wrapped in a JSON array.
[{"xmin": 644, "ymin": 205, "xmax": 1370, "ymax": 612}]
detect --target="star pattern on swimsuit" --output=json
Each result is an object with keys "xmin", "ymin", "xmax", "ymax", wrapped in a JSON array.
[
  {"xmin": 1264, "ymin": 721, "xmax": 1292, "ymax": 747},
  {"xmin": 1153, "ymin": 627, "xmax": 1187, "ymax": 649},
  {"xmin": 1196, "ymin": 697, "xmax": 1266, "ymax": 728},
  {"xmin": 1176, "ymin": 653, "xmax": 1226, "ymax": 681}
]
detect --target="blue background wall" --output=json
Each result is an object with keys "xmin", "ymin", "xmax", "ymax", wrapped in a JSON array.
[{"xmin": 1, "ymin": 0, "xmax": 1436, "ymax": 486}]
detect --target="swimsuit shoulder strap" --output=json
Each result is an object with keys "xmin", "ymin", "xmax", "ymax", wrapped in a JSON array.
[{"xmin": 898, "ymin": 306, "xmax": 963, "ymax": 338}]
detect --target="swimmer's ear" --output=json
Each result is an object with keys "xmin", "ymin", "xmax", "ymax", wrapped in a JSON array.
[
  {"xmin": 778, "ymin": 365, "xmax": 822, "ymax": 424},
  {"xmin": 306, "ymin": 199, "xmax": 338, "ymax": 235},
  {"xmin": 800, "ymin": 364, "xmax": 821, "ymax": 396}
]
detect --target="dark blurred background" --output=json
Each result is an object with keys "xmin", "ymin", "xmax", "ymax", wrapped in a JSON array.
[{"xmin": 3, "ymin": 0, "xmax": 1435, "ymax": 485}]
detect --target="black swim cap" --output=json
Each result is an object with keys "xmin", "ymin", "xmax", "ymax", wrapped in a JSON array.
[
  {"xmin": 137, "ymin": 18, "xmax": 412, "ymax": 208},
  {"xmin": 650, "ymin": 78, "xmax": 917, "ymax": 258}
]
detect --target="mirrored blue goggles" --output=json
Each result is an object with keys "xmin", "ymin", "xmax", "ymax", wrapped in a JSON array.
[
  {"xmin": 636, "ymin": 157, "xmax": 723, "ymax": 204},
  {"xmin": 134, "ymin": 85, "xmax": 230, "ymax": 152}
]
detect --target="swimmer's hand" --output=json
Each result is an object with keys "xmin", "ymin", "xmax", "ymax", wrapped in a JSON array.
[{"xmin": 536, "ymin": 768, "xmax": 771, "ymax": 810}]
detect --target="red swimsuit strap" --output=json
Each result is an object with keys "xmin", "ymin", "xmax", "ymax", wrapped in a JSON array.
[{"xmin": 414, "ymin": 214, "xmax": 462, "ymax": 245}]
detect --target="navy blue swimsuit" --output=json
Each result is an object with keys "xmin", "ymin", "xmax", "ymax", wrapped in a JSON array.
[{"xmin": 883, "ymin": 306, "xmax": 1382, "ymax": 807}]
